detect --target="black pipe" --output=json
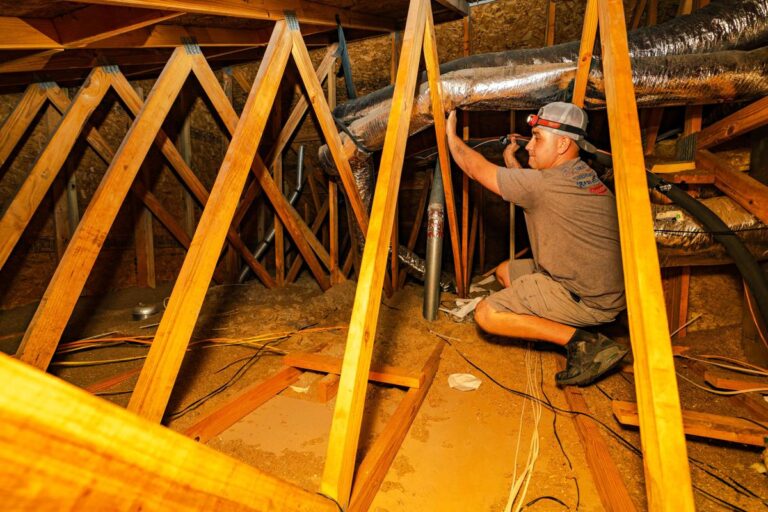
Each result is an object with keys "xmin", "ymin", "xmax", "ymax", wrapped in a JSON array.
[{"xmin": 647, "ymin": 172, "xmax": 768, "ymax": 326}]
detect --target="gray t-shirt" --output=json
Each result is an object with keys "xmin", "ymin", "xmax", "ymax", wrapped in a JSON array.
[{"xmin": 496, "ymin": 158, "xmax": 625, "ymax": 311}]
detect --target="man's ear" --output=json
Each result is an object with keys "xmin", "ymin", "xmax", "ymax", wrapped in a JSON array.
[{"xmin": 558, "ymin": 136, "xmax": 571, "ymax": 155}]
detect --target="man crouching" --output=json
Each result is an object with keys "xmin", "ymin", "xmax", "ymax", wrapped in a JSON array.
[{"xmin": 446, "ymin": 102, "xmax": 628, "ymax": 386}]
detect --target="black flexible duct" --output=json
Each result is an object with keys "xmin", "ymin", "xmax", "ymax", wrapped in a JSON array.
[{"xmin": 647, "ymin": 172, "xmax": 768, "ymax": 327}]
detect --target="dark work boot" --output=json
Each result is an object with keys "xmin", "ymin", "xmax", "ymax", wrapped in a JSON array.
[{"xmin": 556, "ymin": 329, "xmax": 629, "ymax": 386}]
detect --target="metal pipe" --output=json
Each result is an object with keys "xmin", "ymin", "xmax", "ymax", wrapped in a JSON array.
[
  {"xmin": 238, "ymin": 145, "xmax": 305, "ymax": 283},
  {"xmin": 423, "ymin": 163, "xmax": 444, "ymax": 321}
]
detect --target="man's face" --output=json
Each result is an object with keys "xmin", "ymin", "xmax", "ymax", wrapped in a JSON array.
[{"xmin": 525, "ymin": 127, "xmax": 567, "ymax": 169}]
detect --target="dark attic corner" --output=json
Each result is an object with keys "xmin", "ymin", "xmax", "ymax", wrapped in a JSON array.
[{"xmin": 1, "ymin": 0, "xmax": 768, "ymax": 510}]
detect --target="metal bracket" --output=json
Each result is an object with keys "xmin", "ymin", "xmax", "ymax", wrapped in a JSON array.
[
  {"xmin": 284, "ymin": 11, "xmax": 300, "ymax": 31},
  {"xmin": 181, "ymin": 37, "xmax": 202, "ymax": 55},
  {"xmin": 36, "ymin": 81, "xmax": 57, "ymax": 90},
  {"xmin": 102, "ymin": 65, "xmax": 120, "ymax": 74}
]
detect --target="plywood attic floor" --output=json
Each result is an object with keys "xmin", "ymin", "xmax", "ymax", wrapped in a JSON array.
[{"xmin": 2, "ymin": 269, "xmax": 766, "ymax": 511}]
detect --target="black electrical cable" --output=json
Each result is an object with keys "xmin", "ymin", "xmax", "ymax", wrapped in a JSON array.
[
  {"xmin": 537, "ymin": 352, "xmax": 580, "ymax": 511},
  {"xmin": 523, "ymin": 495, "xmax": 569, "ymax": 509},
  {"xmin": 433, "ymin": 332, "xmax": 766, "ymax": 507},
  {"xmin": 317, "ymin": 491, "xmax": 345, "ymax": 512}
]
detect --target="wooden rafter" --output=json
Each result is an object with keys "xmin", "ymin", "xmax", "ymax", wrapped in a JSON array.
[
  {"xmin": 321, "ymin": 0, "xmax": 449, "ymax": 506},
  {"xmin": 188, "ymin": 51, "xmax": 331, "ymax": 290},
  {"xmin": 696, "ymin": 96, "xmax": 768, "ymax": 151},
  {"xmin": 596, "ymin": 0, "xmax": 694, "ymax": 507},
  {"xmin": 71, "ymin": 0, "xmax": 398, "ymax": 32},
  {"xmin": 0, "ymin": 82, "xmax": 49, "ymax": 166},
  {"xmin": 108, "ymin": 71, "xmax": 275, "ymax": 286},
  {"xmin": 0, "ymin": 352, "xmax": 335, "ymax": 511},
  {"xmin": 0, "ymin": 67, "xmax": 112, "ymax": 271},
  {"xmin": 16, "ymin": 50, "xmax": 194, "ymax": 371},
  {"xmin": 127, "ymin": 23, "xmax": 292, "ymax": 422},
  {"xmin": 571, "ymin": 0, "xmax": 597, "ymax": 108}
]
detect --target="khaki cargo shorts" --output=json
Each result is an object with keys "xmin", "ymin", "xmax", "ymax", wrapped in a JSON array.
[{"xmin": 484, "ymin": 259, "xmax": 618, "ymax": 327}]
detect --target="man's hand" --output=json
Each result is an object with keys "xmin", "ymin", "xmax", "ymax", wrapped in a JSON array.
[
  {"xmin": 446, "ymin": 110, "xmax": 457, "ymax": 138},
  {"xmin": 503, "ymin": 133, "xmax": 522, "ymax": 169}
]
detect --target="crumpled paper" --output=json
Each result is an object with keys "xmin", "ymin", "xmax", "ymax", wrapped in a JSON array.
[{"xmin": 448, "ymin": 373, "xmax": 482, "ymax": 391}]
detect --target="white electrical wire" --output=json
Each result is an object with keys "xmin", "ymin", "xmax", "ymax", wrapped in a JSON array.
[
  {"xmin": 504, "ymin": 344, "xmax": 543, "ymax": 512},
  {"xmin": 676, "ymin": 372, "xmax": 768, "ymax": 396}
]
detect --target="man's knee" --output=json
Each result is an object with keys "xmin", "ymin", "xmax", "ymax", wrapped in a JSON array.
[
  {"xmin": 495, "ymin": 260, "xmax": 511, "ymax": 288},
  {"xmin": 474, "ymin": 299, "xmax": 493, "ymax": 330}
]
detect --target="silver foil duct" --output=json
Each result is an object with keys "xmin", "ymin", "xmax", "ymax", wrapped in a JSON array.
[
  {"xmin": 654, "ymin": 196, "xmax": 768, "ymax": 264},
  {"xmin": 320, "ymin": 0, "xmax": 768, "ymax": 284}
]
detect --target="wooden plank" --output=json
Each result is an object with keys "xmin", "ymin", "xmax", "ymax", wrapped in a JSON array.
[
  {"xmin": 597, "ymin": 0, "xmax": 694, "ymax": 508},
  {"xmin": 544, "ymin": 0, "xmax": 556, "ymax": 46},
  {"xmin": 127, "ymin": 25, "xmax": 292, "ymax": 422},
  {"xmin": 0, "ymin": 352, "xmax": 334, "ymax": 511},
  {"xmin": 613, "ymin": 400, "xmax": 768, "ymax": 447},
  {"xmin": 184, "ymin": 366, "xmax": 303, "ymax": 444},
  {"xmin": 703, "ymin": 371, "xmax": 768, "ymax": 393},
  {"xmin": 572, "ymin": 0, "xmax": 598, "ymax": 108},
  {"xmin": 650, "ymin": 161, "xmax": 696, "ymax": 174},
  {"xmin": 286, "ymin": 198, "xmax": 330, "ymax": 283},
  {"xmin": 662, "ymin": 266, "xmax": 691, "ymax": 337},
  {"xmin": 643, "ymin": 108, "xmax": 664, "ymax": 156},
  {"xmin": 630, "ymin": 0, "xmax": 647, "ymax": 30},
  {"xmin": 0, "ymin": 68, "xmax": 112, "ymax": 271},
  {"xmin": 0, "ymin": 17, "xmax": 60, "ymax": 49},
  {"xmin": 85, "ymin": 366, "xmax": 143, "ymax": 393},
  {"xmin": 16, "ymin": 52, "xmax": 192, "ymax": 372},
  {"xmin": 321, "ymin": 0, "xmax": 429, "ymax": 505},
  {"xmin": 697, "ymin": 149, "xmax": 768, "ymax": 225},
  {"xmin": 70, "ymin": 0, "xmax": 397, "ymax": 32},
  {"xmin": 283, "ymin": 352, "xmax": 423, "ymax": 389},
  {"xmin": 45, "ymin": 103, "xmax": 71, "ymax": 261},
  {"xmin": 109, "ymin": 70, "xmax": 276, "ymax": 287},
  {"xmin": 329, "ymin": 181, "xmax": 340, "ymax": 283},
  {"xmin": 697, "ymin": 96, "xmax": 768, "ymax": 151},
  {"xmin": 54, "ymin": 6, "xmax": 182, "ymax": 47},
  {"xmin": 428, "ymin": 10, "xmax": 464, "ymax": 298},
  {"xmin": 348, "ymin": 341, "xmax": 444, "ymax": 512},
  {"xmin": 558, "ymin": 360, "xmax": 637, "ymax": 512},
  {"xmin": 287, "ymin": 23, "xmax": 370, "ymax": 243},
  {"xmin": 189, "ymin": 51, "xmax": 330, "ymax": 290},
  {"xmin": 273, "ymin": 87, "xmax": 285, "ymax": 286},
  {"xmin": 0, "ymin": 83, "xmax": 49, "ymax": 167}
]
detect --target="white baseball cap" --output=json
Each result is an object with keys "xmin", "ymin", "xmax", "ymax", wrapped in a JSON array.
[{"xmin": 528, "ymin": 102, "xmax": 597, "ymax": 154}]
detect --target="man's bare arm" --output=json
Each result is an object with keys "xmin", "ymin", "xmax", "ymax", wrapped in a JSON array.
[{"xmin": 445, "ymin": 110, "xmax": 501, "ymax": 195}]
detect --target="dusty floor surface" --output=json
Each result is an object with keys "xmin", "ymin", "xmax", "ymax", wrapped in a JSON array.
[{"xmin": 2, "ymin": 267, "xmax": 767, "ymax": 511}]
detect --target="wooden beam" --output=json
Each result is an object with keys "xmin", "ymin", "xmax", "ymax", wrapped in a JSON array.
[
  {"xmin": 433, "ymin": 0, "xmax": 469, "ymax": 16},
  {"xmin": 0, "ymin": 68, "xmax": 112, "ymax": 271},
  {"xmin": 0, "ymin": 17, "xmax": 60, "ymax": 49},
  {"xmin": 71, "ymin": 0, "xmax": 397, "ymax": 32},
  {"xmin": 321, "ymin": 0, "xmax": 429, "ymax": 506},
  {"xmin": 109, "ymin": 70, "xmax": 276, "ymax": 287},
  {"xmin": 189, "ymin": 52, "xmax": 331, "ymax": 290},
  {"xmin": 428, "ymin": 11, "xmax": 464, "ymax": 298},
  {"xmin": 0, "ymin": 352, "xmax": 335, "ymax": 511},
  {"xmin": 286, "ymin": 198, "xmax": 329, "ymax": 283},
  {"xmin": 283, "ymin": 352, "xmax": 423, "ymax": 389},
  {"xmin": 696, "ymin": 96, "xmax": 768, "ymax": 151},
  {"xmin": 0, "ymin": 82, "xmax": 49, "ymax": 167},
  {"xmin": 184, "ymin": 366, "xmax": 303, "ymax": 443},
  {"xmin": 54, "ymin": 6, "xmax": 182, "ymax": 47},
  {"xmin": 544, "ymin": 0, "xmax": 556, "ymax": 46},
  {"xmin": 558, "ymin": 360, "xmax": 637, "ymax": 511},
  {"xmin": 703, "ymin": 371, "xmax": 768, "ymax": 393},
  {"xmin": 287, "ymin": 23, "xmax": 370, "ymax": 242},
  {"xmin": 43, "ymin": 83, "xmax": 231, "ymax": 284},
  {"xmin": 127, "ymin": 25, "xmax": 292, "ymax": 422},
  {"xmin": 90, "ymin": 24, "xmax": 273, "ymax": 48},
  {"xmin": 630, "ymin": 0, "xmax": 648, "ymax": 30},
  {"xmin": 596, "ymin": 0, "xmax": 694, "ymax": 508},
  {"xmin": 613, "ymin": 400, "xmax": 768, "ymax": 447},
  {"xmin": 348, "ymin": 341, "xmax": 444, "ymax": 512},
  {"xmin": 16, "ymin": 52, "xmax": 193, "ymax": 372},
  {"xmin": 696, "ymin": 149, "xmax": 768, "ymax": 225},
  {"xmin": 572, "ymin": 0, "xmax": 597, "ymax": 108}
]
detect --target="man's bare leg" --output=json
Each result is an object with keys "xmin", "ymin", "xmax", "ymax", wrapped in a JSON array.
[{"xmin": 474, "ymin": 299, "xmax": 575, "ymax": 346}]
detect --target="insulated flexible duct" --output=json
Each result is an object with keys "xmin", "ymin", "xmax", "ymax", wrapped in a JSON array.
[{"xmin": 648, "ymin": 172, "xmax": 768, "ymax": 327}]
